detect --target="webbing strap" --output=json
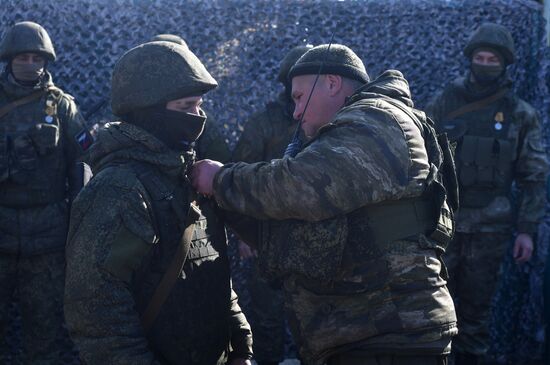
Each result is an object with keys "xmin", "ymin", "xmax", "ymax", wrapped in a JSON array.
[
  {"xmin": 131, "ymin": 164, "xmax": 200, "ymax": 333},
  {"xmin": 0, "ymin": 90, "xmax": 45, "ymax": 119},
  {"xmin": 357, "ymin": 198, "xmax": 437, "ymax": 245},
  {"xmin": 444, "ymin": 88, "xmax": 509, "ymax": 121},
  {"xmin": 141, "ymin": 203, "xmax": 200, "ymax": 332}
]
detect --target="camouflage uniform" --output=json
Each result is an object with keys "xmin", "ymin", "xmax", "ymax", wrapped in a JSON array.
[
  {"xmin": 213, "ymin": 69, "xmax": 458, "ymax": 365},
  {"xmin": 232, "ymin": 92, "xmax": 297, "ymax": 365},
  {"xmin": 0, "ymin": 22, "xmax": 90, "ymax": 364},
  {"xmin": 64, "ymin": 41, "xmax": 252, "ymax": 364},
  {"xmin": 426, "ymin": 23, "xmax": 548, "ymax": 361},
  {"xmin": 231, "ymin": 45, "xmax": 311, "ymax": 365}
]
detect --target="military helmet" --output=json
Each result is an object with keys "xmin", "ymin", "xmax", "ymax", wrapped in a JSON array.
[
  {"xmin": 0, "ymin": 21, "xmax": 56, "ymax": 62},
  {"xmin": 150, "ymin": 34, "xmax": 189, "ymax": 49},
  {"xmin": 288, "ymin": 43, "xmax": 370, "ymax": 84},
  {"xmin": 277, "ymin": 44, "xmax": 313, "ymax": 84},
  {"xmin": 111, "ymin": 41, "xmax": 218, "ymax": 116},
  {"xmin": 464, "ymin": 23, "xmax": 515, "ymax": 65}
]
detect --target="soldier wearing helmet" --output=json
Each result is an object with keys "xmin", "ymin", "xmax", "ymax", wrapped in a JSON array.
[
  {"xmin": 426, "ymin": 23, "xmax": 548, "ymax": 364},
  {"xmin": 64, "ymin": 41, "xmax": 252, "ymax": 364},
  {"xmin": 0, "ymin": 21, "xmax": 91, "ymax": 363},
  {"xmin": 150, "ymin": 33, "xmax": 231, "ymax": 163},
  {"xmin": 231, "ymin": 44, "xmax": 312, "ymax": 365}
]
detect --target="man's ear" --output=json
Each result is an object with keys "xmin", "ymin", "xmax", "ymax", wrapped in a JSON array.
[{"xmin": 326, "ymin": 74, "xmax": 343, "ymax": 96}]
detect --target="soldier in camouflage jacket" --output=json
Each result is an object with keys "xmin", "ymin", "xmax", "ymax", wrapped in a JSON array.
[
  {"xmin": 426, "ymin": 23, "xmax": 549, "ymax": 364},
  {"xmin": 0, "ymin": 21, "xmax": 91, "ymax": 363},
  {"xmin": 193, "ymin": 44, "xmax": 458, "ymax": 365},
  {"xmin": 64, "ymin": 41, "xmax": 252, "ymax": 364}
]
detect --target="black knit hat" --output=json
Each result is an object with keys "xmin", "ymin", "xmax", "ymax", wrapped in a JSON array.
[
  {"xmin": 288, "ymin": 44, "xmax": 369, "ymax": 84},
  {"xmin": 277, "ymin": 44, "xmax": 313, "ymax": 84}
]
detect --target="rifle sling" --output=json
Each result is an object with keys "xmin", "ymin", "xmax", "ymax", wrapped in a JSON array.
[
  {"xmin": 141, "ymin": 203, "xmax": 199, "ymax": 332},
  {"xmin": 0, "ymin": 89, "xmax": 46, "ymax": 119},
  {"xmin": 444, "ymin": 88, "xmax": 509, "ymax": 121},
  {"xmin": 132, "ymin": 164, "xmax": 201, "ymax": 333}
]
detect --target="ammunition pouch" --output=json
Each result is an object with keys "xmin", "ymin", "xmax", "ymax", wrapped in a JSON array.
[
  {"xmin": 29, "ymin": 122, "xmax": 60, "ymax": 155},
  {"xmin": 457, "ymin": 135, "xmax": 513, "ymax": 208},
  {"xmin": 10, "ymin": 134, "xmax": 38, "ymax": 184}
]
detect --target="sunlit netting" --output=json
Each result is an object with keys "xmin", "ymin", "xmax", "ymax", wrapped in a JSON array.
[
  {"xmin": 1, "ymin": 0, "xmax": 548, "ymax": 146},
  {"xmin": 1, "ymin": 0, "xmax": 548, "ymax": 363}
]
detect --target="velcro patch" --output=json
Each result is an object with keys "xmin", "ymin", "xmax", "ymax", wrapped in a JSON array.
[{"xmin": 75, "ymin": 129, "xmax": 93, "ymax": 152}]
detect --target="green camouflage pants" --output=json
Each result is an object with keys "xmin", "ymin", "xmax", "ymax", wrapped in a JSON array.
[
  {"xmin": 248, "ymin": 261, "xmax": 286, "ymax": 363},
  {"xmin": 445, "ymin": 232, "xmax": 509, "ymax": 356},
  {"xmin": 0, "ymin": 251, "xmax": 70, "ymax": 364}
]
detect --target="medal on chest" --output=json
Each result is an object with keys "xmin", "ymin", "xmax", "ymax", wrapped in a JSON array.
[
  {"xmin": 494, "ymin": 111, "xmax": 504, "ymax": 131},
  {"xmin": 44, "ymin": 99, "xmax": 56, "ymax": 124}
]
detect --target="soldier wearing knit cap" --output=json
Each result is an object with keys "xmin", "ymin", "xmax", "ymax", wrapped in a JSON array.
[
  {"xmin": 193, "ymin": 43, "xmax": 458, "ymax": 365},
  {"xmin": 287, "ymin": 43, "xmax": 370, "ymax": 84}
]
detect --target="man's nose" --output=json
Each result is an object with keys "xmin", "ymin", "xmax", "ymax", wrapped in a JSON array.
[{"xmin": 293, "ymin": 106, "xmax": 302, "ymax": 121}]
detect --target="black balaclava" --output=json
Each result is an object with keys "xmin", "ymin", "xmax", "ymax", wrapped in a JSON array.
[
  {"xmin": 469, "ymin": 47, "xmax": 506, "ymax": 86},
  {"xmin": 127, "ymin": 104, "xmax": 207, "ymax": 151},
  {"xmin": 9, "ymin": 57, "xmax": 46, "ymax": 87}
]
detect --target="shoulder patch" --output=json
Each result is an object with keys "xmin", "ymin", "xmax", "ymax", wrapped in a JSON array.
[{"xmin": 75, "ymin": 128, "xmax": 94, "ymax": 152}]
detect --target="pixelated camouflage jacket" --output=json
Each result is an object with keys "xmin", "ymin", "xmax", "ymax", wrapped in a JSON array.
[
  {"xmin": 426, "ymin": 76, "xmax": 548, "ymax": 234},
  {"xmin": 64, "ymin": 121, "xmax": 252, "ymax": 365},
  {"xmin": 213, "ymin": 70, "xmax": 458, "ymax": 364},
  {"xmin": 232, "ymin": 92, "xmax": 297, "ymax": 163},
  {"xmin": 0, "ymin": 70, "xmax": 89, "ymax": 255}
]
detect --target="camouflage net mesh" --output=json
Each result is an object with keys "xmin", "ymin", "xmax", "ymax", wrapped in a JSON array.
[{"xmin": 1, "ymin": 0, "xmax": 549, "ymax": 363}]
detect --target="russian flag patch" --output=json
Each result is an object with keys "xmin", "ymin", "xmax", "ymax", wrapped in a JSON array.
[{"xmin": 75, "ymin": 129, "xmax": 93, "ymax": 152}]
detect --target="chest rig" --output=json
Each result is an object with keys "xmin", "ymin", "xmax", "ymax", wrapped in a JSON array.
[
  {"xmin": 440, "ymin": 96, "xmax": 516, "ymax": 208},
  {"xmin": 0, "ymin": 86, "xmax": 67, "ymax": 207},
  {"xmin": 130, "ymin": 163, "xmax": 231, "ymax": 363}
]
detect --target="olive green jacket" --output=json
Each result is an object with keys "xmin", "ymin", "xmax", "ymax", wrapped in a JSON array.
[
  {"xmin": 0, "ymin": 71, "xmax": 89, "ymax": 255},
  {"xmin": 426, "ymin": 76, "xmax": 548, "ymax": 234},
  {"xmin": 64, "ymin": 122, "xmax": 252, "ymax": 364}
]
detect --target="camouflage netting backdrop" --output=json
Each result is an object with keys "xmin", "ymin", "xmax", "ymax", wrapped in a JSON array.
[{"xmin": 1, "ymin": 0, "xmax": 549, "ymax": 364}]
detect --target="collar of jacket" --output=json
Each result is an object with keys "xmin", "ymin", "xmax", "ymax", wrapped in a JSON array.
[{"xmin": 88, "ymin": 121, "xmax": 193, "ymax": 180}]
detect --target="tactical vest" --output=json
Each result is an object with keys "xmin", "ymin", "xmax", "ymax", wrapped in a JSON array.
[
  {"xmin": 129, "ymin": 163, "xmax": 231, "ymax": 365},
  {"xmin": 258, "ymin": 98, "xmax": 456, "ymax": 283},
  {"xmin": 440, "ymin": 97, "xmax": 515, "ymax": 208},
  {"xmin": 0, "ymin": 86, "xmax": 68, "ymax": 207}
]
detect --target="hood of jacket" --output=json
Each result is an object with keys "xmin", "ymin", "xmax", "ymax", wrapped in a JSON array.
[
  {"xmin": 347, "ymin": 69, "xmax": 414, "ymax": 107},
  {"xmin": 87, "ymin": 121, "xmax": 193, "ymax": 179}
]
